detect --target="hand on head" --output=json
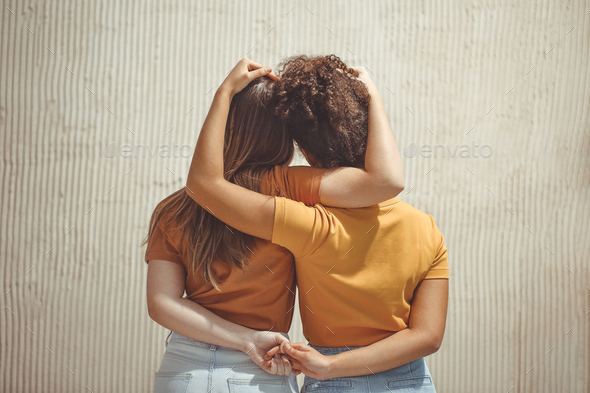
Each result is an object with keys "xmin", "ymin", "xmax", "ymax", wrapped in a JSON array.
[{"xmin": 220, "ymin": 58, "xmax": 280, "ymax": 97}]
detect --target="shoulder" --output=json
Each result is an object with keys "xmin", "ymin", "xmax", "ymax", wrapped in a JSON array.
[
  {"xmin": 258, "ymin": 166, "xmax": 285, "ymax": 196},
  {"xmin": 394, "ymin": 200, "xmax": 441, "ymax": 233},
  {"xmin": 275, "ymin": 197, "xmax": 334, "ymax": 227},
  {"xmin": 150, "ymin": 194, "xmax": 183, "ymax": 232},
  {"xmin": 278, "ymin": 196, "xmax": 330, "ymax": 213},
  {"xmin": 153, "ymin": 195, "xmax": 174, "ymax": 218}
]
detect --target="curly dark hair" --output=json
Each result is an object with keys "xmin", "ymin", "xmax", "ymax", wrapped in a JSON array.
[{"xmin": 271, "ymin": 54, "xmax": 371, "ymax": 169}]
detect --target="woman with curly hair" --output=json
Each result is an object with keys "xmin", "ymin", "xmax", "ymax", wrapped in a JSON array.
[
  {"xmin": 271, "ymin": 54, "xmax": 372, "ymax": 170},
  {"xmin": 144, "ymin": 56, "xmax": 405, "ymax": 392},
  {"xmin": 187, "ymin": 55, "xmax": 448, "ymax": 393}
]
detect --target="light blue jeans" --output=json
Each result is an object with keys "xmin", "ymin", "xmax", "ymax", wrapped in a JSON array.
[
  {"xmin": 301, "ymin": 345, "xmax": 437, "ymax": 393},
  {"xmin": 153, "ymin": 330, "xmax": 299, "ymax": 393}
]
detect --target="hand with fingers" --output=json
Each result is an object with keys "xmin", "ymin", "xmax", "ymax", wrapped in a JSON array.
[
  {"xmin": 243, "ymin": 330, "xmax": 299, "ymax": 376},
  {"xmin": 262, "ymin": 352, "xmax": 300, "ymax": 376},
  {"xmin": 265, "ymin": 341, "xmax": 329, "ymax": 379},
  {"xmin": 220, "ymin": 58, "xmax": 280, "ymax": 98},
  {"xmin": 344, "ymin": 66, "xmax": 378, "ymax": 97}
]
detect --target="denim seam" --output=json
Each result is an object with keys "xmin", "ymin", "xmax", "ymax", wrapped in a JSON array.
[
  {"xmin": 165, "ymin": 330, "xmax": 173, "ymax": 347},
  {"xmin": 208, "ymin": 349, "xmax": 214, "ymax": 393},
  {"xmin": 171, "ymin": 337, "xmax": 251, "ymax": 352},
  {"xmin": 303, "ymin": 378, "xmax": 355, "ymax": 391},
  {"xmin": 385, "ymin": 375, "xmax": 432, "ymax": 385},
  {"xmin": 185, "ymin": 374, "xmax": 192, "ymax": 393},
  {"xmin": 215, "ymin": 362, "xmax": 259, "ymax": 368},
  {"xmin": 170, "ymin": 337, "xmax": 213, "ymax": 349},
  {"xmin": 228, "ymin": 378, "xmax": 286, "ymax": 386},
  {"xmin": 162, "ymin": 351, "xmax": 210, "ymax": 367}
]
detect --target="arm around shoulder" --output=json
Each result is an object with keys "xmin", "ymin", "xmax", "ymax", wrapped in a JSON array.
[{"xmin": 318, "ymin": 68, "xmax": 404, "ymax": 208}]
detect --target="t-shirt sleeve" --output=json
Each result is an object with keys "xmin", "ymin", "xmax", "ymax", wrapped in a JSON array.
[
  {"xmin": 144, "ymin": 222, "xmax": 185, "ymax": 268},
  {"xmin": 260, "ymin": 166, "xmax": 326, "ymax": 206},
  {"xmin": 423, "ymin": 216, "xmax": 449, "ymax": 279},
  {"xmin": 271, "ymin": 196, "xmax": 332, "ymax": 258}
]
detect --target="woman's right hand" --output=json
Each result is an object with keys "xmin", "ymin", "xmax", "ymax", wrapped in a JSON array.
[
  {"xmin": 349, "ymin": 66, "xmax": 378, "ymax": 97},
  {"xmin": 243, "ymin": 330, "xmax": 297, "ymax": 376},
  {"xmin": 219, "ymin": 58, "xmax": 279, "ymax": 98}
]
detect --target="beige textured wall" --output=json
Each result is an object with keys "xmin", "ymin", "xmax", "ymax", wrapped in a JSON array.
[{"xmin": 1, "ymin": 1, "xmax": 589, "ymax": 392}]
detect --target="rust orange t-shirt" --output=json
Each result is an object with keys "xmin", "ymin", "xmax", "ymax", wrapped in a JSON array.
[{"xmin": 145, "ymin": 165, "xmax": 325, "ymax": 333}]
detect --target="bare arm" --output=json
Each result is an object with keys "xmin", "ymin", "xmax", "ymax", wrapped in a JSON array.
[
  {"xmin": 185, "ymin": 62, "xmax": 403, "ymax": 212},
  {"xmin": 320, "ymin": 67, "xmax": 404, "ymax": 207},
  {"xmin": 146, "ymin": 259, "xmax": 293, "ymax": 375},
  {"xmin": 186, "ymin": 58, "xmax": 279, "ymax": 241},
  {"xmin": 275, "ymin": 279, "xmax": 449, "ymax": 379},
  {"xmin": 186, "ymin": 59, "xmax": 405, "ymax": 242}
]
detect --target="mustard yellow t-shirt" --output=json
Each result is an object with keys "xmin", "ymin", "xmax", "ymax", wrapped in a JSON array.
[{"xmin": 272, "ymin": 196, "xmax": 449, "ymax": 347}]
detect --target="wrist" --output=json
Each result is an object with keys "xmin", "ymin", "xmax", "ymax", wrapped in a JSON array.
[
  {"xmin": 367, "ymin": 85, "xmax": 381, "ymax": 101},
  {"xmin": 322, "ymin": 353, "xmax": 340, "ymax": 379},
  {"xmin": 360, "ymin": 79, "xmax": 377, "ymax": 97},
  {"xmin": 215, "ymin": 85, "xmax": 234, "ymax": 101},
  {"xmin": 240, "ymin": 329, "xmax": 258, "ymax": 355}
]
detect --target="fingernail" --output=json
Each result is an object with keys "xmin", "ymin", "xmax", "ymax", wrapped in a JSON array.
[
  {"xmin": 284, "ymin": 343, "xmax": 291, "ymax": 351},
  {"xmin": 265, "ymin": 67, "xmax": 271, "ymax": 72}
]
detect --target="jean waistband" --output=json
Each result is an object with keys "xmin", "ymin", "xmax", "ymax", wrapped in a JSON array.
[
  {"xmin": 307, "ymin": 344, "xmax": 430, "ymax": 381},
  {"xmin": 308, "ymin": 344, "xmax": 365, "ymax": 355},
  {"xmin": 165, "ymin": 330, "xmax": 290, "ymax": 351}
]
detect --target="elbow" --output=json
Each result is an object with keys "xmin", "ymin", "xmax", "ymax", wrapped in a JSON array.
[
  {"xmin": 391, "ymin": 179, "xmax": 405, "ymax": 197},
  {"xmin": 412, "ymin": 326, "xmax": 444, "ymax": 355},
  {"xmin": 186, "ymin": 174, "xmax": 204, "ymax": 197},
  {"xmin": 382, "ymin": 174, "xmax": 405, "ymax": 199},
  {"xmin": 147, "ymin": 297, "xmax": 162, "ymax": 322},
  {"xmin": 186, "ymin": 175, "xmax": 217, "ymax": 206},
  {"xmin": 407, "ymin": 326, "xmax": 444, "ymax": 356},
  {"xmin": 426, "ymin": 334, "xmax": 444, "ymax": 354},
  {"xmin": 185, "ymin": 178, "xmax": 200, "ymax": 204},
  {"xmin": 390, "ymin": 170, "xmax": 405, "ymax": 193}
]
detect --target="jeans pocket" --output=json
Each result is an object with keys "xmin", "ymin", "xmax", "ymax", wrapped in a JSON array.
[
  {"xmin": 153, "ymin": 372, "xmax": 192, "ymax": 393},
  {"xmin": 385, "ymin": 376, "xmax": 433, "ymax": 391},
  {"xmin": 303, "ymin": 378, "xmax": 355, "ymax": 392},
  {"xmin": 228, "ymin": 378, "xmax": 293, "ymax": 393}
]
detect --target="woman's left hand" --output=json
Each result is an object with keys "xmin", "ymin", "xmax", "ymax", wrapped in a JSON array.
[
  {"xmin": 244, "ymin": 330, "xmax": 298, "ymax": 376},
  {"xmin": 220, "ymin": 58, "xmax": 279, "ymax": 98},
  {"xmin": 265, "ymin": 342, "xmax": 332, "ymax": 380}
]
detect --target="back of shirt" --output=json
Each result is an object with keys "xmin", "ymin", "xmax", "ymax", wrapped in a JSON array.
[
  {"xmin": 272, "ymin": 196, "xmax": 449, "ymax": 347},
  {"xmin": 145, "ymin": 165, "xmax": 325, "ymax": 333}
]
